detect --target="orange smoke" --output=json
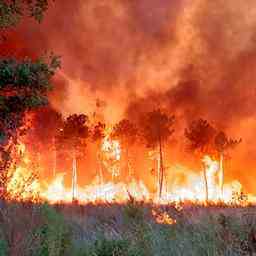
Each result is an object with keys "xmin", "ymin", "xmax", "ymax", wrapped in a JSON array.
[{"xmin": 1, "ymin": 0, "xmax": 256, "ymax": 193}]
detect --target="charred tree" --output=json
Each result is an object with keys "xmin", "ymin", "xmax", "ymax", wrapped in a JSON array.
[
  {"xmin": 111, "ymin": 119, "xmax": 138, "ymax": 182},
  {"xmin": 91, "ymin": 122, "xmax": 106, "ymax": 185},
  {"xmin": 140, "ymin": 109, "xmax": 175, "ymax": 199},
  {"xmin": 55, "ymin": 114, "xmax": 89, "ymax": 202},
  {"xmin": 214, "ymin": 131, "xmax": 241, "ymax": 199},
  {"xmin": 185, "ymin": 118, "xmax": 216, "ymax": 202}
]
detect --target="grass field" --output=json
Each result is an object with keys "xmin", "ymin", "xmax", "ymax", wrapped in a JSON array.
[{"xmin": 0, "ymin": 200, "xmax": 256, "ymax": 256}]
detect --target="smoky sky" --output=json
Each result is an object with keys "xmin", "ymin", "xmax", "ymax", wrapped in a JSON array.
[
  {"xmin": 2, "ymin": 0, "xmax": 256, "ymax": 190},
  {"xmin": 1, "ymin": 0, "xmax": 256, "ymax": 125}
]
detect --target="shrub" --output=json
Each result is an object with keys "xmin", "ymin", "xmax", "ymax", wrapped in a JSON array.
[
  {"xmin": 34, "ymin": 204, "xmax": 71, "ymax": 256},
  {"xmin": 0, "ymin": 239, "xmax": 7, "ymax": 256}
]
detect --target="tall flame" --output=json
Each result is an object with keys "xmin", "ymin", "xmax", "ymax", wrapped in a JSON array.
[{"xmin": 4, "ymin": 141, "xmax": 256, "ymax": 206}]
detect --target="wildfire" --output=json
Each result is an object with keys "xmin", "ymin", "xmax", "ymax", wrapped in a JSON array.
[
  {"xmin": 152, "ymin": 209, "xmax": 176, "ymax": 225},
  {"xmin": 4, "ymin": 141, "xmax": 256, "ymax": 206},
  {"xmin": 6, "ymin": 166, "xmax": 41, "ymax": 202},
  {"xmin": 101, "ymin": 131, "xmax": 121, "ymax": 179}
]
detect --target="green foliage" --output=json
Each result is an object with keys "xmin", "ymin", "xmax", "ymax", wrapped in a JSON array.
[
  {"xmin": 0, "ymin": 239, "xmax": 7, "ymax": 256},
  {"xmin": 0, "ymin": 57, "xmax": 60, "ymax": 92},
  {"xmin": 0, "ymin": 0, "xmax": 51, "ymax": 28},
  {"xmin": 1, "ymin": 203, "xmax": 256, "ymax": 256},
  {"xmin": 123, "ymin": 196, "xmax": 144, "ymax": 223},
  {"xmin": 0, "ymin": 56, "xmax": 60, "ymax": 181},
  {"xmin": 35, "ymin": 204, "xmax": 71, "ymax": 256},
  {"xmin": 92, "ymin": 238, "xmax": 130, "ymax": 256}
]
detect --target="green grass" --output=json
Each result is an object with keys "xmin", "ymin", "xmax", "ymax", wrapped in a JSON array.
[{"xmin": 0, "ymin": 201, "xmax": 256, "ymax": 255}]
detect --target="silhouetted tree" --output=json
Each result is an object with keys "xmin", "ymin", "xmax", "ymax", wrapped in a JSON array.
[
  {"xmin": 91, "ymin": 122, "xmax": 106, "ymax": 184},
  {"xmin": 214, "ymin": 131, "xmax": 241, "ymax": 198},
  {"xmin": 111, "ymin": 119, "xmax": 138, "ymax": 181},
  {"xmin": 185, "ymin": 118, "xmax": 216, "ymax": 201},
  {"xmin": 22, "ymin": 107, "xmax": 63, "ymax": 177},
  {"xmin": 0, "ymin": 1, "xmax": 59, "ymax": 196},
  {"xmin": 55, "ymin": 114, "xmax": 89, "ymax": 201},
  {"xmin": 140, "ymin": 109, "xmax": 175, "ymax": 199}
]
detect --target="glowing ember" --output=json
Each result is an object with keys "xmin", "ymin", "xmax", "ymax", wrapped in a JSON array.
[
  {"xmin": 152, "ymin": 209, "xmax": 176, "ymax": 225},
  {"xmin": 6, "ymin": 166, "xmax": 41, "ymax": 202}
]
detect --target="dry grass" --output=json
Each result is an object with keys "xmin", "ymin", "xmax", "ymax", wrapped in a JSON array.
[{"xmin": 0, "ymin": 200, "xmax": 256, "ymax": 255}]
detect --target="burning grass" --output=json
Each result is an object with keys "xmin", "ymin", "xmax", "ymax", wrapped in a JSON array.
[{"xmin": 0, "ymin": 200, "xmax": 256, "ymax": 255}]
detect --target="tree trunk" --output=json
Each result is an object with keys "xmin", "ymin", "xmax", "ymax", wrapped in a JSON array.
[
  {"xmin": 53, "ymin": 149, "xmax": 56, "ymax": 178},
  {"xmin": 52, "ymin": 138, "xmax": 56, "ymax": 178},
  {"xmin": 72, "ymin": 151, "xmax": 77, "ymax": 202},
  {"xmin": 219, "ymin": 152, "xmax": 224, "ymax": 199},
  {"xmin": 97, "ymin": 147, "xmax": 103, "ymax": 185},
  {"xmin": 126, "ymin": 147, "xmax": 133, "ymax": 181},
  {"xmin": 202, "ymin": 163, "xmax": 208, "ymax": 202},
  {"xmin": 159, "ymin": 138, "xmax": 164, "ymax": 199},
  {"xmin": 156, "ymin": 152, "xmax": 160, "ymax": 197}
]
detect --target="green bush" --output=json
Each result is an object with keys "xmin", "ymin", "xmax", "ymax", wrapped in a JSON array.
[
  {"xmin": 93, "ymin": 238, "xmax": 130, "ymax": 256},
  {"xmin": 123, "ymin": 197, "xmax": 145, "ymax": 224},
  {"xmin": 34, "ymin": 204, "xmax": 71, "ymax": 256},
  {"xmin": 0, "ymin": 239, "xmax": 7, "ymax": 256}
]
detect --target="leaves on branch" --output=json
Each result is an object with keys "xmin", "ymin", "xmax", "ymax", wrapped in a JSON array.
[
  {"xmin": 0, "ymin": 56, "xmax": 60, "ymax": 94},
  {"xmin": 0, "ymin": 0, "xmax": 52, "ymax": 28}
]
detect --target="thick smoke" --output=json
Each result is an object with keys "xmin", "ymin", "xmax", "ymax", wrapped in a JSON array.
[{"xmin": 1, "ymin": 0, "xmax": 256, "ymax": 190}]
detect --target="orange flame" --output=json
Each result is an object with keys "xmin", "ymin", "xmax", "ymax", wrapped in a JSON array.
[{"xmin": 4, "ymin": 141, "xmax": 256, "ymax": 206}]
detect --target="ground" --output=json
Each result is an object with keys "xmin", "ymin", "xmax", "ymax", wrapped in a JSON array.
[{"xmin": 0, "ymin": 200, "xmax": 256, "ymax": 255}]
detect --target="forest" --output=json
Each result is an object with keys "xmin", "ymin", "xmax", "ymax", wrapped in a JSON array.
[{"xmin": 1, "ymin": 0, "xmax": 256, "ymax": 255}]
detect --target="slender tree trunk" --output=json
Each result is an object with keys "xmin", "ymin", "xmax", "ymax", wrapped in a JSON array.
[
  {"xmin": 53, "ymin": 149, "xmax": 56, "ymax": 178},
  {"xmin": 159, "ymin": 137, "xmax": 164, "ymax": 199},
  {"xmin": 126, "ymin": 147, "xmax": 132, "ymax": 181},
  {"xmin": 72, "ymin": 150, "xmax": 77, "ymax": 202},
  {"xmin": 156, "ymin": 151, "xmax": 160, "ymax": 197},
  {"xmin": 52, "ymin": 138, "xmax": 56, "ymax": 178},
  {"xmin": 219, "ymin": 152, "xmax": 224, "ymax": 199},
  {"xmin": 202, "ymin": 163, "xmax": 208, "ymax": 202},
  {"xmin": 97, "ymin": 143, "xmax": 103, "ymax": 185}
]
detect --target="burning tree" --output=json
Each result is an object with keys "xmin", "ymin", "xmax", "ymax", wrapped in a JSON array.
[
  {"xmin": 185, "ymin": 118, "xmax": 216, "ymax": 202},
  {"xmin": 55, "ymin": 114, "xmax": 89, "ymax": 201},
  {"xmin": 0, "ymin": 0, "xmax": 59, "ymax": 197},
  {"xmin": 111, "ymin": 119, "xmax": 138, "ymax": 181},
  {"xmin": 91, "ymin": 121, "xmax": 106, "ymax": 184},
  {"xmin": 24, "ymin": 107, "xmax": 63, "ymax": 177},
  {"xmin": 140, "ymin": 109, "xmax": 175, "ymax": 199},
  {"xmin": 0, "ymin": 58, "xmax": 60, "ymax": 192},
  {"xmin": 214, "ymin": 131, "xmax": 241, "ymax": 199}
]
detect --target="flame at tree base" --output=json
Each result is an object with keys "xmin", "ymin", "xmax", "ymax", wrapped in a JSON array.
[
  {"xmin": 5, "ymin": 167, "xmax": 256, "ymax": 206},
  {"xmin": 4, "ymin": 142, "xmax": 256, "ymax": 206}
]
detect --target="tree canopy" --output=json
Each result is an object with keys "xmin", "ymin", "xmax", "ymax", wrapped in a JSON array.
[
  {"xmin": 185, "ymin": 118, "xmax": 216, "ymax": 155},
  {"xmin": 111, "ymin": 119, "xmax": 138, "ymax": 147},
  {"xmin": 140, "ymin": 109, "xmax": 175, "ymax": 149},
  {"xmin": 0, "ymin": 0, "xmax": 59, "ymax": 188},
  {"xmin": 0, "ymin": 0, "xmax": 51, "ymax": 28},
  {"xmin": 55, "ymin": 114, "xmax": 89, "ymax": 154},
  {"xmin": 0, "ymin": 56, "xmax": 60, "ymax": 146}
]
